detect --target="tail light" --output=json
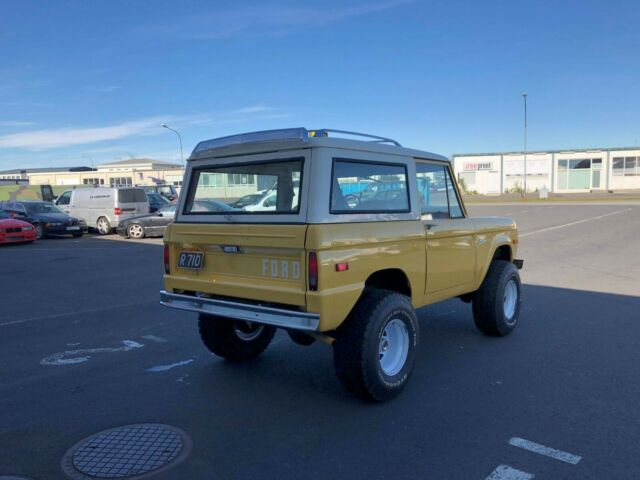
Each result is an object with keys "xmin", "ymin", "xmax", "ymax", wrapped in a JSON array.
[
  {"xmin": 164, "ymin": 244, "xmax": 170, "ymax": 274},
  {"xmin": 308, "ymin": 252, "xmax": 318, "ymax": 291},
  {"xmin": 114, "ymin": 207, "xmax": 122, "ymax": 215}
]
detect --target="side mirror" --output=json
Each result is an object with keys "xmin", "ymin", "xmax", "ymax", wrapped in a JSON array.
[{"xmin": 157, "ymin": 212, "xmax": 163, "ymax": 217}]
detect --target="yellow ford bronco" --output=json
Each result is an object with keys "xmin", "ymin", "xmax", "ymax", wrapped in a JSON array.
[{"xmin": 161, "ymin": 128, "xmax": 523, "ymax": 401}]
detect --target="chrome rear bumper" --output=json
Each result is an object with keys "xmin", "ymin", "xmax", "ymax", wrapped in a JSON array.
[{"xmin": 160, "ymin": 290, "xmax": 319, "ymax": 331}]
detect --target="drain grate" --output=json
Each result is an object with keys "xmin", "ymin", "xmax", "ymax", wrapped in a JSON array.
[{"xmin": 62, "ymin": 424, "xmax": 191, "ymax": 479}]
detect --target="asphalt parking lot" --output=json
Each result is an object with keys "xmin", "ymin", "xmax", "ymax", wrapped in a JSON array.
[{"xmin": 1, "ymin": 203, "xmax": 639, "ymax": 480}]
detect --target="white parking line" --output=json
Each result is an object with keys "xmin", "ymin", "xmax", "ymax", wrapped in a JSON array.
[
  {"xmin": 486, "ymin": 465, "xmax": 534, "ymax": 480},
  {"xmin": 509, "ymin": 437, "xmax": 582, "ymax": 465},
  {"xmin": 141, "ymin": 334, "xmax": 168, "ymax": 343},
  {"xmin": 0, "ymin": 301, "xmax": 155, "ymax": 327},
  {"xmin": 519, "ymin": 208, "xmax": 632, "ymax": 237},
  {"xmin": 41, "ymin": 340, "xmax": 144, "ymax": 366},
  {"xmin": 147, "ymin": 359, "xmax": 194, "ymax": 372}
]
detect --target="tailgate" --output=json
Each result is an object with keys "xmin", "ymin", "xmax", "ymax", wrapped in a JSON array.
[{"xmin": 164, "ymin": 223, "xmax": 308, "ymax": 307}]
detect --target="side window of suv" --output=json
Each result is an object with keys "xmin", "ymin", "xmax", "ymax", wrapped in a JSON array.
[
  {"xmin": 416, "ymin": 163, "xmax": 464, "ymax": 219},
  {"xmin": 57, "ymin": 191, "xmax": 71, "ymax": 206}
]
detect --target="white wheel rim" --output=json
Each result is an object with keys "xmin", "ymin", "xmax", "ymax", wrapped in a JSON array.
[
  {"xmin": 379, "ymin": 318, "xmax": 409, "ymax": 376},
  {"xmin": 503, "ymin": 278, "xmax": 518, "ymax": 322},
  {"xmin": 129, "ymin": 224, "xmax": 143, "ymax": 238},
  {"xmin": 233, "ymin": 321, "xmax": 264, "ymax": 341},
  {"xmin": 98, "ymin": 219, "xmax": 108, "ymax": 233}
]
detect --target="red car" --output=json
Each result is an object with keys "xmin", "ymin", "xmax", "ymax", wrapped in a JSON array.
[{"xmin": 0, "ymin": 209, "xmax": 36, "ymax": 244}]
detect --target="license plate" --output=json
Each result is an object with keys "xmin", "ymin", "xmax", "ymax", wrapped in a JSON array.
[
  {"xmin": 7, "ymin": 236, "xmax": 22, "ymax": 241},
  {"xmin": 178, "ymin": 251, "xmax": 204, "ymax": 269},
  {"xmin": 66, "ymin": 226, "xmax": 80, "ymax": 231}
]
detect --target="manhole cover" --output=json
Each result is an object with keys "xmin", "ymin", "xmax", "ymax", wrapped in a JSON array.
[{"xmin": 62, "ymin": 424, "xmax": 191, "ymax": 479}]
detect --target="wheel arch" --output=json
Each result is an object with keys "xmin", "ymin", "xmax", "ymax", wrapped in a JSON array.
[
  {"xmin": 476, "ymin": 239, "xmax": 514, "ymax": 288},
  {"xmin": 364, "ymin": 268, "xmax": 412, "ymax": 299}
]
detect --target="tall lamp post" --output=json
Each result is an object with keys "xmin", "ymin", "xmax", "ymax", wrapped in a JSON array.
[
  {"xmin": 522, "ymin": 92, "xmax": 528, "ymax": 196},
  {"xmin": 160, "ymin": 123, "xmax": 184, "ymax": 168}
]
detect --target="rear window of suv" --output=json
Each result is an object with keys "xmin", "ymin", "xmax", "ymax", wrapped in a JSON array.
[
  {"xmin": 184, "ymin": 158, "xmax": 303, "ymax": 214},
  {"xmin": 331, "ymin": 159, "xmax": 410, "ymax": 213},
  {"xmin": 118, "ymin": 189, "xmax": 148, "ymax": 203}
]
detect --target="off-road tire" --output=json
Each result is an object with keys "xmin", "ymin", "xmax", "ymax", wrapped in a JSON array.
[
  {"xmin": 472, "ymin": 260, "xmax": 522, "ymax": 336},
  {"xmin": 198, "ymin": 314, "xmax": 276, "ymax": 362},
  {"xmin": 333, "ymin": 289, "xmax": 419, "ymax": 402}
]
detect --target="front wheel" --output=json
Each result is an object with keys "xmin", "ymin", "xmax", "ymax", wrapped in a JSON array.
[
  {"xmin": 472, "ymin": 260, "xmax": 522, "ymax": 336},
  {"xmin": 333, "ymin": 289, "xmax": 419, "ymax": 402},
  {"xmin": 34, "ymin": 223, "xmax": 44, "ymax": 239},
  {"xmin": 198, "ymin": 314, "xmax": 276, "ymax": 362}
]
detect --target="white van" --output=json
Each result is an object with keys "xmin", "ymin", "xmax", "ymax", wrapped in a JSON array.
[{"xmin": 56, "ymin": 187, "xmax": 150, "ymax": 234}]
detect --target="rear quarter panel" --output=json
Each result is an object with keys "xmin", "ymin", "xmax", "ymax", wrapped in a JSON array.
[{"xmin": 306, "ymin": 221, "xmax": 426, "ymax": 331}]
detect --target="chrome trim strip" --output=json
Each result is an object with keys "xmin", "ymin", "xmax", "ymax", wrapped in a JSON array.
[{"xmin": 159, "ymin": 290, "xmax": 319, "ymax": 331}]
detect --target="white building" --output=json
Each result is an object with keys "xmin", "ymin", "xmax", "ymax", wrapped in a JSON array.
[
  {"xmin": 25, "ymin": 158, "xmax": 185, "ymax": 188},
  {"xmin": 453, "ymin": 147, "xmax": 640, "ymax": 194}
]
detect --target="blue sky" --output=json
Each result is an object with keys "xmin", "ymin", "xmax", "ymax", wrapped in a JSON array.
[{"xmin": 1, "ymin": 0, "xmax": 639, "ymax": 170}]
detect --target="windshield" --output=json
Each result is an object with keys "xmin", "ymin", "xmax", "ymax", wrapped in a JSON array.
[
  {"xmin": 185, "ymin": 158, "xmax": 302, "ymax": 214},
  {"xmin": 148, "ymin": 193, "xmax": 169, "ymax": 204},
  {"xmin": 25, "ymin": 202, "xmax": 67, "ymax": 215}
]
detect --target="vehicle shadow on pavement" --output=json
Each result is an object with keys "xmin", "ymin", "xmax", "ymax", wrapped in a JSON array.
[{"xmin": 146, "ymin": 284, "xmax": 640, "ymax": 479}]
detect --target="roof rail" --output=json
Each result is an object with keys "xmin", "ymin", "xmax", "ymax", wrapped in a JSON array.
[{"xmin": 309, "ymin": 129, "xmax": 401, "ymax": 147}]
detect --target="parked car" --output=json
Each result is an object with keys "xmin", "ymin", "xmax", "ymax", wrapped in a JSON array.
[
  {"xmin": 0, "ymin": 209, "xmax": 36, "ymax": 244},
  {"xmin": 147, "ymin": 192, "xmax": 171, "ymax": 213},
  {"xmin": 0, "ymin": 200, "xmax": 87, "ymax": 239},
  {"xmin": 191, "ymin": 199, "xmax": 238, "ymax": 212},
  {"xmin": 228, "ymin": 193, "xmax": 265, "ymax": 209},
  {"xmin": 55, "ymin": 187, "xmax": 150, "ymax": 235},
  {"xmin": 243, "ymin": 189, "xmax": 299, "ymax": 212},
  {"xmin": 116, "ymin": 203, "xmax": 176, "ymax": 239}
]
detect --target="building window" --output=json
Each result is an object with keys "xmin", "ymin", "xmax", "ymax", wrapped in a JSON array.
[
  {"xmin": 83, "ymin": 178, "xmax": 104, "ymax": 185},
  {"xmin": 109, "ymin": 177, "xmax": 132, "ymax": 187},
  {"xmin": 613, "ymin": 156, "xmax": 639, "ymax": 176},
  {"xmin": 557, "ymin": 158, "xmax": 600, "ymax": 190},
  {"xmin": 199, "ymin": 173, "xmax": 224, "ymax": 187},
  {"xmin": 226, "ymin": 173, "xmax": 255, "ymax": 186}
]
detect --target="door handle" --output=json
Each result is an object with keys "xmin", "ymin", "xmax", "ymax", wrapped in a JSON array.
[{"xmin": 425, "ymin": 223, "xmax": 436, "ymax": 230}]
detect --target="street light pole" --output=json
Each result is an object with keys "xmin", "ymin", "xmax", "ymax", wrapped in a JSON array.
[
  {"xmin": 160, "ymin": 124, "xmax": 184, "ymax": 168},
  {"xmin": 522, "ymin": 92, "xmax": 528, "ymax": 196}
]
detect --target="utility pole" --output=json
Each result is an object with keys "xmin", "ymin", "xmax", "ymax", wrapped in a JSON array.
[{"xmin": 522, "ymin": 92, "xmax": 528, "ymax": 197}]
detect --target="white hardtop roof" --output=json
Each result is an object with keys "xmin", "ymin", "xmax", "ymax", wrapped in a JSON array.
[{"xmin": 189, "ymin": 128, "xmax": 449, "ymax": 162}]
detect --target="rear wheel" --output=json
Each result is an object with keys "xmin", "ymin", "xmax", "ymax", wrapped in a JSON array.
[
  {"xmin": 198, "ymin": 314, "xmax": 276, "ymax": 362},
  {"xmin": 472, "ymin": 260, "xmax": 522, "ymax": 336},
  {"xmin": 333, "ymin": 289, "xmax": 419, "ymax": 402},
  {"xmin": 96, "ymin": 217, "xmax": 111, "ymax": 235},
  {"xmin": 127, "ymin": 223, "xmax": 145, "ymax": 239}
]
